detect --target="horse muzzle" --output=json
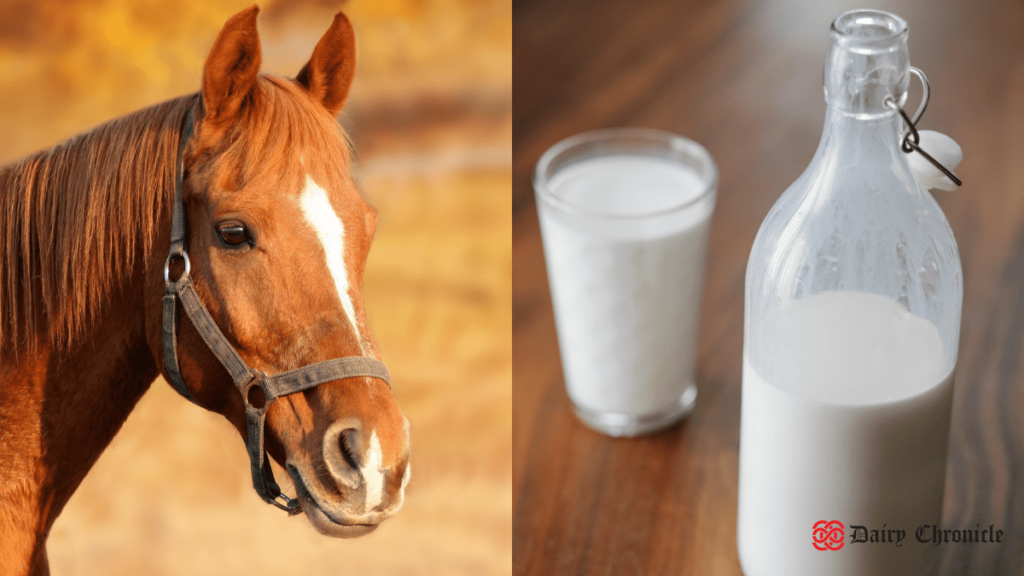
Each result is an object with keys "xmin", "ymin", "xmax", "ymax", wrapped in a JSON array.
[{"xmin": 286, "ymin": 418, "xmax": 410, "ymax": 538}]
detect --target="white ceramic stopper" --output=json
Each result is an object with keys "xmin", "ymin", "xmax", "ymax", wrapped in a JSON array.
[{"xmin": 907, "ymin": 130, "xmax": 962, "ymax": 191}]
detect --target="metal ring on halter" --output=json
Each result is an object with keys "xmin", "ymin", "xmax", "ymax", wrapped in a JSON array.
[
  {"xmin": 271, "ymin": 492, "xmax": 300, "ymax": 513},
  {"xmin": 164, "ymin": 251, "xmax": 191, "ymax": 283},
  {"xmin": 241, "ymin": 369, "xmax": 271, "ymax": 412}
]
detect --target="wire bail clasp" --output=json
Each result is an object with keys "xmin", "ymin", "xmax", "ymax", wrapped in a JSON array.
[{"xmin": 885, "ymin": 67, "xmax": 962, "ymax": 187}]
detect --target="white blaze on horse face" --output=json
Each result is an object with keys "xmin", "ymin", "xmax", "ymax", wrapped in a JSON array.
[
  {"xmin": 363, "ymin": 430, "xmax": 385, "ymax": 510},
  {"xmin": 299, "ymin": 175, "xmax": 363, "ymax": 348}
]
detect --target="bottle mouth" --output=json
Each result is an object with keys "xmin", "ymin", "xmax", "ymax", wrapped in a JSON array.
[{"xmin": 830, "ymin": 9, "xmax": 908, "ymax": 53}]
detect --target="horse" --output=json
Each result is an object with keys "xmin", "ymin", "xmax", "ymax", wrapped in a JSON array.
[{"xmin": 0, "ymin": 6, "xmax": 411, "ymax": 573}]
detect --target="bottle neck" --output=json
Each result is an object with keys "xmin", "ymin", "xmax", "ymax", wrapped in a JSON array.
[
  {"xmin": 816, "ymin": 105, "xmax": 905, "ymax": 165},
  {"xmin": 802, "ymin": 101, "xmax": 919, "ymax": 206},
  {"xmin": 824, "ymin": 10, "xmax": 911, "ymax": 118},
  {"xmin": 822, "ymin": 104, "xmax": 903, "ymax": 138}
]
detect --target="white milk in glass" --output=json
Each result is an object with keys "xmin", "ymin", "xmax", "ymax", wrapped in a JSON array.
[
  {"xmin": 537, "ymin": 155, "xmax": 712, "ymax": 420},
  {"xmin": 737, "ymin": 291, "xmax": 953, "ymax": 576}
]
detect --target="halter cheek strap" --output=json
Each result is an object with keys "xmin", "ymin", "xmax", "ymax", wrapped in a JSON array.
[{"xmin": 162, "ymin": 106, "xmax": 391, "ymax": 514}]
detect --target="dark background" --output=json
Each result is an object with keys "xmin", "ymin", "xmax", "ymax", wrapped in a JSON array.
[{"xmin": 513, "ymin": 0, "xmax": 1024, "ymax": 574}]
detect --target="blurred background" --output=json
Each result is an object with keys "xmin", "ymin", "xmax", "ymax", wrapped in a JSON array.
[
  {"xmin": 0, "ymin": 0, "xmax": 510, "ymax": 574},
  {"xmin": 514, "ymin": 0, "xmax": 1023, "ymax": 574}
]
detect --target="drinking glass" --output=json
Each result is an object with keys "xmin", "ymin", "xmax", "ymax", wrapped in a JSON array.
[{"xmin": 534, "ymin": 128, "xmax": 717, "ymax": 436}]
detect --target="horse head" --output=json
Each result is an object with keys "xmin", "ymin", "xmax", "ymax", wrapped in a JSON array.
[{"xmin": 145, "ymin": 6, "xmax": 409, "ymax": 537}]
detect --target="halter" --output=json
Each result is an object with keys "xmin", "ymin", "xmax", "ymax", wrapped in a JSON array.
[{"xmin": 162, "ymin": 106, "xmax": 391, "ymax": 514}]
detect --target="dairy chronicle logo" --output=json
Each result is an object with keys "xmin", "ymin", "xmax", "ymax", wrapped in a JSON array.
[
  {"xmin": 812, "ymin": 520, "xmax": 845, "ymax": 550},
  {"xmin": 812, "ymin": 520, "xmax": 1005, "ymax": 550}
]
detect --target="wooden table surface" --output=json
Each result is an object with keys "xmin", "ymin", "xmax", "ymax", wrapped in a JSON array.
[{"xmin": 512, "ymin": 0, "xmax": 1024, "ymax": 574}]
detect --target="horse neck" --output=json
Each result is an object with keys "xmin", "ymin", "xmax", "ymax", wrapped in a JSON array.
[
  {"xmin": 0, "ymin": 100, "xmax": 192, "ymax": 570},
  {"xmin": 0, "ymin": 251, "xmax": 158, "ymax": 575}
]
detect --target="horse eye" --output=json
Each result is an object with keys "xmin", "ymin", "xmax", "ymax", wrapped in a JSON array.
[{"xmin": 217, "ymin": 221, "xmax": 251, "ymax": 247}]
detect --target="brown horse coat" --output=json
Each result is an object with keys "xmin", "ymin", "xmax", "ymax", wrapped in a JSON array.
[{"xmin": 0, "ymin": 7, "xmax": 410, "ymax": 574}]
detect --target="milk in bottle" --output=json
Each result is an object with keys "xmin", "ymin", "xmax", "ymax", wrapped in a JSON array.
[{"xmin": 737, "ymin": 10, "xmax": 963, "ymax": 576}]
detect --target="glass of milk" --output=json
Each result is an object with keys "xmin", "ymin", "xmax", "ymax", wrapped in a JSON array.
[{"xmin": 534, "ymin": 128, "xmax": 717, "ymax": 437}]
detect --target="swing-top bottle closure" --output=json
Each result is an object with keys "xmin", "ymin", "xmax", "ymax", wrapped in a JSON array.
[{"xmin": 825, "ymin": 10, "xmax": 962, "ymax": 190}]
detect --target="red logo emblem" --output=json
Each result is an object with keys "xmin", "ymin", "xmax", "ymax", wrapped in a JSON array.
[{"xmin": 813, "ymin": 520, "xmax": 845, "ymax": 550}]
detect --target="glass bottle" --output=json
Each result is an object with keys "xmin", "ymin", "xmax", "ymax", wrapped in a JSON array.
[{"xmin": 737, "ymin": 10, "xmax": 961, "ymax": 576}]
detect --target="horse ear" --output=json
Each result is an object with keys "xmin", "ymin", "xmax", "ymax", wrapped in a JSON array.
[
  {"xmin": 296, "ymin": 12, "xmax": 357, "ymax": 116},
  {"xmin": 202, "ymin": 5, "xmax": 262, "ymax": 127}
]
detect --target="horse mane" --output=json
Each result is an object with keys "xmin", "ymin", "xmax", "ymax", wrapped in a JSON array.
[
  {"xmin": 0, "ymin": 94, "xmax": 196, "ymax": 350},
  {"xmin": 0, "ymin": 76, "xmax": 351, "ymax": 353}
]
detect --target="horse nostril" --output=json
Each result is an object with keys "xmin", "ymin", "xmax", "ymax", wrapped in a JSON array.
[
  {"xmin": 323, "ymin": 422, "xmax": 363, "ymax": 491},
  {"xmin": 338, "ymin": 428, "xmax": 361, "ymax": 470}
]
